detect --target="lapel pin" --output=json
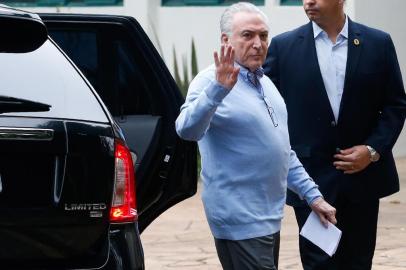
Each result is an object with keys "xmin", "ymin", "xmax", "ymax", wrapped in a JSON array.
[{"xmin": 354, "ymin": 38, "xmax": 360, "ymax": 46}]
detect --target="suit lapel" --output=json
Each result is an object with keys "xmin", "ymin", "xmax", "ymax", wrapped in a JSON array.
[
  {"xmin": 299, "ymin": 22, "xmax": 336, "ymax": 121},
  {"xmin": 339, "ymin": 18, "xmax": 363, "ymax": 120}
]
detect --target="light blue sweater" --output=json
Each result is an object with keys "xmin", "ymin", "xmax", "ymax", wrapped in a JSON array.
[{"xmin": 175, "ymin": 64, "xmax": 321, "ymax": 240}]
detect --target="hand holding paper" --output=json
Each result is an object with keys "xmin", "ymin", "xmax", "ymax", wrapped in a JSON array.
[
  {"xmin": 310, "ymin": 197, "xmax": 337, "ymax": 227},
  {"xmin": 300, "ymin": 211, "xmax": 342, "ymax": 257}
]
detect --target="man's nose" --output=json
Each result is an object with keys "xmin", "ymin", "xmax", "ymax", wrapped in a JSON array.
[{"xmin": 252, "ymin": 36, "xmax": 261, "ymax": 49}]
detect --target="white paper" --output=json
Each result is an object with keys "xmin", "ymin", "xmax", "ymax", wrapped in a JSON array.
[{"xmin": 299, "ymin": 211, "xmax": 342, "ymax": 257}]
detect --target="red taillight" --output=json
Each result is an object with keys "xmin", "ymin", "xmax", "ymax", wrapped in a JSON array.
[{"xmin": 109, "ymin": 139, "xmax": 137, "ymax": 223}]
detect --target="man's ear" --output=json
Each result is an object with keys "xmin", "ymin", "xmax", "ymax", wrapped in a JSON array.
[{"xmin": 221, "ymin": 33, "xmax": 229, "ymax": 45}]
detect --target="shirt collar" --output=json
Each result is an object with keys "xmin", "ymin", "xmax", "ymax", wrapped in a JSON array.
[
  {"xmin": 236, "ymin": 63, "xmax": 264, "ymax": 78},
  {"xmin": 312, "ymin": 15, "xmax": 348, "ymax": 40}
]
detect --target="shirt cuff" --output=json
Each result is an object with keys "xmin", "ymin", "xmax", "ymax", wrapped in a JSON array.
[
  {"xmin": 303, "ymin": 186, "xmax": 323, "ymax": 206},
  {"xmin": 204, "ymin": 81, "xmax": 230, "ymax": 105}
]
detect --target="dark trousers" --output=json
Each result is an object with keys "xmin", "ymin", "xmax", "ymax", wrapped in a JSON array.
[
  {"xmin": 294, "ymin": 199, "xmax": 379, "ymax": 270},
  {"xmin": 214, "ymin": 232, "xmax": 280, "ymax": 270}
]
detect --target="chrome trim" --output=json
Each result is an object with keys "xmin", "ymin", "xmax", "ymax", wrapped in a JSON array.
[{"xmin": 0, "ymin": 127, "xmax": 54, "ymax": 141}]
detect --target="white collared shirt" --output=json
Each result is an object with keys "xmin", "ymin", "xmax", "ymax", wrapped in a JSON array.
[{"xmin": 313, "ymin": 16, "xmax": 348, "ymax": 121}]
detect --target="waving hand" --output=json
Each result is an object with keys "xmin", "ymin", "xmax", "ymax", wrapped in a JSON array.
[{"xmin": 214, "ymin": 44, "xmax": 240, "ymax": 90}]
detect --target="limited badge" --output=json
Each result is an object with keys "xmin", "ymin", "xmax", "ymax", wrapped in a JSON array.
[{"xmin": 354, "ymin": 38, "xmax": 360, "ymax": 46}]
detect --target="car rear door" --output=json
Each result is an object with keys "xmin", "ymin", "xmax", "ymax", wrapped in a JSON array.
[{"xmin": 40, "ymin": 14, "xmax": 198, "ymax": 232}]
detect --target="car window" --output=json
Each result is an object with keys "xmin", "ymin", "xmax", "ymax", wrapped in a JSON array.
[
  {"xmin": 0, "ymin": 39, "xmax": 108, "ymax": 123},
  {"xmin": 114, "ymin": 39, "xmax": 152, "ymax": 116},
  {"xmin": 49, "ymin": 30, "xmax": 99, "ymax": 92},
  {"xmin": 49, "ymin": 27, "xmax": 153, "ymax": 117}
]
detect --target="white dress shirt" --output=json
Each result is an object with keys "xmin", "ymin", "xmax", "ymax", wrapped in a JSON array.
[{"xmin": 313, "ymin": 16, "xmax": 348, "ymax": 121}]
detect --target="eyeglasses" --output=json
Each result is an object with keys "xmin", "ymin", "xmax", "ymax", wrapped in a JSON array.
[{"xmin": 263, "ymin": 96, "xmax": 278, "ymax": 127}]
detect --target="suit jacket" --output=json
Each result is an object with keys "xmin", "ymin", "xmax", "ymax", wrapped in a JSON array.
[{"xmin": 264, "ymin": 19, "xmax": 406, "ymax": 206}]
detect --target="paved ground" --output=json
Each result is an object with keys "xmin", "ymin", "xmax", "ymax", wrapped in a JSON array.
[{"xmin": 141, "ymin": 158, "xmax": 406, "ymax": 269}]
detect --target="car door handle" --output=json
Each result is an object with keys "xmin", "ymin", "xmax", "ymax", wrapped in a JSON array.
[{"xmin": 0, "ymin": 127, "xmax": 54, "ymax": 141}]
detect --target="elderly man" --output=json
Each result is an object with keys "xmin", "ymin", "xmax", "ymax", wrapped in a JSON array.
[
  {"xmin": 176, "ymin": 2, "xmax": 336, "ymax": 269},
  {"xmin": 264, "ymin": 0, "xmax": 406, "ymax": 269}
]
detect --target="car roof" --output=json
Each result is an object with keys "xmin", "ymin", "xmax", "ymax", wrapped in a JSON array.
[{"xmin": 0, "ymin": 4, "xmax": 42, "ymax": 21}]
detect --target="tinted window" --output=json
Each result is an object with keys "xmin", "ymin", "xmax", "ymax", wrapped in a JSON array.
[
  {"xmin": 113, "ymin": 39, "xmax": 151, "ymax": 116},
  {"xmin": 50, "ymin": 30, "xmax": 99, "ymax": 92},
  {"xmin": 0, "ymin": 40, "xmax": 108, "ymax": 122},
  {"xmin": 49, "ymin": 28, "xmax": 153, "ymax": 117}
]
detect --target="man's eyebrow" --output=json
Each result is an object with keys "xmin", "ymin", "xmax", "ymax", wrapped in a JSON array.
[{"xmin": 240, "ymin": 29, "xmax": 269, "ymax": 34}]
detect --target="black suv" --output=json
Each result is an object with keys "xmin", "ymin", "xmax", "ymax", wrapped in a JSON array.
[{"xmin": 0, "ymin": 5, "xmax": 197, "ymax": 270}]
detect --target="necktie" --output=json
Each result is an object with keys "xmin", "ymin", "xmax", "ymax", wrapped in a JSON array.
[{"xmin": 247, "ymin": 68, "xmax": 264, "ymax": 88}]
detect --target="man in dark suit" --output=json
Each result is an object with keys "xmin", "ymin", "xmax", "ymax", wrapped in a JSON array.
[{"xmin": 263, "ymin": 0, "xmax": 406, "ymax": 269}]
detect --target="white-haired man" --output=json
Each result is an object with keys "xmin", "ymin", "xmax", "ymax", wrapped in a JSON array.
[{"xmin": 176, "ymin": 2, "xmax": 337, "ymax": 269}]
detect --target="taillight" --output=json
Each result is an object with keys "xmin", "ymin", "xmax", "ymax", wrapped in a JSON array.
[{"xmin": 109, "ymin": 139, "xmax": 137, "ymax": 223}]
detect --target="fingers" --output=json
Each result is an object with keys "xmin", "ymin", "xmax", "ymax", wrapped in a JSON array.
[
  {"xmin": 229, "ymin": 46, "xmax": 235, "ymax": 65},
  {"xmin": 220, "ymin": 44, "xmax": 225, "ymax": 63},
  {"xmin": 335, "ymin": 146, "xmax": 367, "ymax": 160},
  {"xmin": 334, "ymin": 160, "xmax": 359, "ymax": 173},
  {"xmin": 339, "ymin": 147, "xmax": 354, "ymax": 155},
  {"xmin": 215, "ymin": 44, "xmax": 234, "ymax": 66},
  {"xmin": 334, "ymin": 146, "xmax": 370, "ymax": 173},
  {"xmin": 334, "ymin": 148, "xmax": 355, "ymax": 162},
  {"xmin": 214, "ymin": 44, "xmax": 237, "ymax": 90},
  {"xmin": 328, "ymin": 213, "xmax": 337, "ymax": 225},
  {"xmin": 334, "ymin": 152, "xmax": 355, "ymax": 161},
  {"xmin": 333, "ymin": 161, "xmax": 352, "ymax": 168},
  {"xmin": 214, "ymin": 51, "xmax": 220, "ymax": 68},
  {"xmin": 317, "ymin": 213, "xmax": 329, "ymax": 228},
  {"xmin": 225, "ymin": 45, "xmax": 232, "ymax": 64},
  {"xmin": 231, "ymin": 67, "xmax": 240, "ymax": 81},
  {"xmin": 326, "ymin": 208, "xmax": 337, "ymax": 224},
  {"xmin": 310, "ymin": 198, "xmax": 337, "ymax": 227}
]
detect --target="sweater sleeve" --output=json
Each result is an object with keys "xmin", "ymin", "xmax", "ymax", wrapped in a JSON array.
[
  {"xmin": 175, "ymin": 73, "xmax": 230, "ymax": 141},
  {"xmin": 364, "ymin": 34, "xmax": 406, "ymax": 155},
  {"xmin": 287, "ymin": 149, "xmax": 322, "ymax": 205}
]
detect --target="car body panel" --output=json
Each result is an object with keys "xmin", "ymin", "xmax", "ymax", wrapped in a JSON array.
[{"xmin": 0, "ymin": 117, "xmax": 114, "ymax": 268}]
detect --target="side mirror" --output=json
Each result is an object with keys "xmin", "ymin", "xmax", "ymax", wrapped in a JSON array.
[{"xmin": 0, "ymin": 6, "xmax": 48, "ymax": 53}]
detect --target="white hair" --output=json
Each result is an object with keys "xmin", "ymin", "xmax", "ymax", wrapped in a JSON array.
[{"xmin": 220, "ymin": 2, "xmax": 269, "ymax": 36}]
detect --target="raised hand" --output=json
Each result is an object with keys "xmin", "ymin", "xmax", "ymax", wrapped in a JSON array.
[{"xmin": 214, "ymin": 44, "xmax": 240, "ymax": 90}]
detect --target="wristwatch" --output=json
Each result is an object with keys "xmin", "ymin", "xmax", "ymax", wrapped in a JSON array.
[{"xmin": 366, "ymin": 145, "xmax": 380, "ymax": 162}]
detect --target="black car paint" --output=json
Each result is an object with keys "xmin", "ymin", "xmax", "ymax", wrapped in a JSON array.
[{"xmin": 0, "ymin": 6, "xmax": 197, "ymax": 270}]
